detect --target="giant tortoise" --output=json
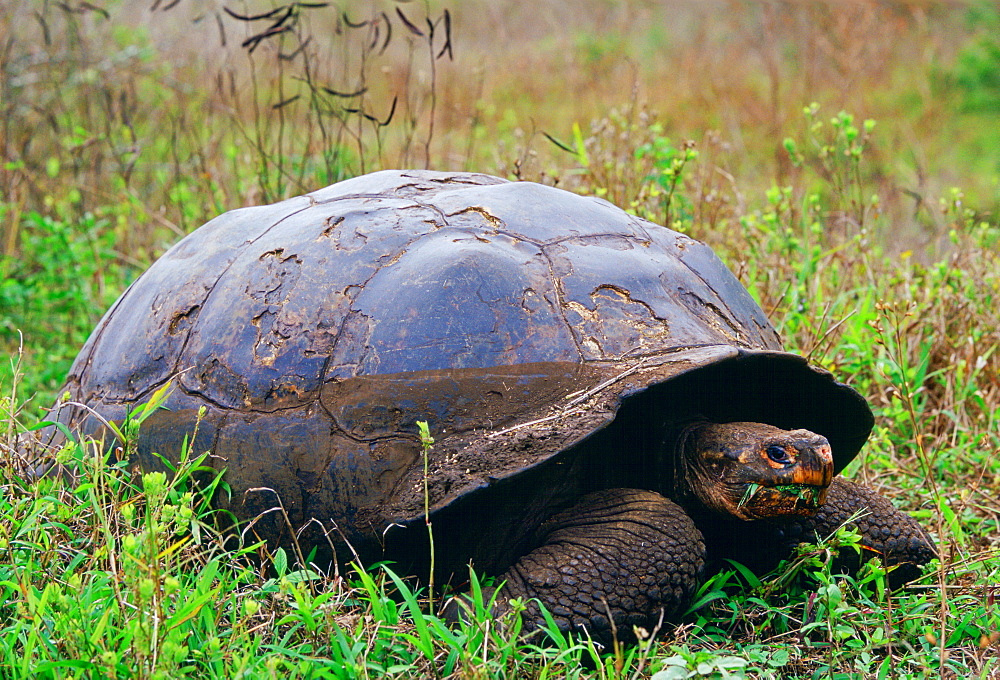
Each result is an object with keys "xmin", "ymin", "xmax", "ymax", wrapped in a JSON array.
[{"xmin": 52, "ymin": 169, "xmax": 935, "ymax": 641}]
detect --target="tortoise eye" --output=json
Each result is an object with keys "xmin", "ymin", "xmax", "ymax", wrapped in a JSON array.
[{"xmin": 766, "ymin": 445, "xmax": 791, "ymax": 464}]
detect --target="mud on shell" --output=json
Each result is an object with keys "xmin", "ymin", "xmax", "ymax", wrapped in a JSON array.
[{"xmin": 51, "ymin": 169, "xmax": 874, "ymax": 578}]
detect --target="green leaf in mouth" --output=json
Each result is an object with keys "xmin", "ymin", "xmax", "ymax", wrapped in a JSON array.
[
  {"xmin": 774, "ymin": 483, "xmax": 822, "ymax": 505},
  {"xmin": 738, "ymin": 482, "xmax": 762, "ymax": 508},
  {"xmin": 739, "ymin": 483, "xmax": 822, "ymax": 508}
]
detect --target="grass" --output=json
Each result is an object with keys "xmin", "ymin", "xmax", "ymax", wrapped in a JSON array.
[{"xmin": 2, "ymin": 0, "xmax": 999, "ymax": 677}]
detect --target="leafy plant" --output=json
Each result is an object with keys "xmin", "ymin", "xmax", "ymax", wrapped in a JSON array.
[
  {"xmin": 0, "ymin": 211, "xmax": 131, "ymax": 408},
  {"xmin": 635, "ymin": 133, "xmax": 699, "ymax": 230}
]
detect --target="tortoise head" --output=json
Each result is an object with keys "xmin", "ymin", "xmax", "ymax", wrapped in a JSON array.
[{"xmin": 681, "ymin": 421, "xmax": 834, "ymax": 520}]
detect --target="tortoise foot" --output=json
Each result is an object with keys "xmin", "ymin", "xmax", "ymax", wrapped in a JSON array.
[
  {"xmin": 777, "ymin": 477, "xmax": 937, "ymax": 586},
  {"xmin": 494, "ymin": 488, "xmax": 705, "ymax": 646}
]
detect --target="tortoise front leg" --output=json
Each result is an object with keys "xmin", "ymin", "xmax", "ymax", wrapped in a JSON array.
[
  {"xmin": 495, "ymin": 488, "xmax": 705, "ymax": 645},
  {"xmin": 776, "ymin": 477, "xmax": 937, "ymax": 586}
]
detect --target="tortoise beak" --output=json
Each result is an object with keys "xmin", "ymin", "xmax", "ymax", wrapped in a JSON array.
[{"xmin": 780, "ymin": 435, "xmax": 834, "ymax": 488}]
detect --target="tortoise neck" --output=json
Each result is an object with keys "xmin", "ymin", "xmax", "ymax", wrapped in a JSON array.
[{"xmin": 668, "ymin": 419, "xmax": 711, "ymax": 506}]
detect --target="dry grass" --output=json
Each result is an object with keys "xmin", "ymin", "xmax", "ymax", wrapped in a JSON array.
[{"xmin": 2, "ymin": 2, "xmax": 994, "ymax": 257}]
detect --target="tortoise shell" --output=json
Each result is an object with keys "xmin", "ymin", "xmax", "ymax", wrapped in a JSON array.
[{"xmin": 55, "ymin": 170, "xmax": 872, "ymax": 574}]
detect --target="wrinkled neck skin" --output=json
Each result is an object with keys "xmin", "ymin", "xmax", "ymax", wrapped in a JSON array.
[{"xmin": 676, "ymin": 421, "xmax": 834, "ymax": 521}]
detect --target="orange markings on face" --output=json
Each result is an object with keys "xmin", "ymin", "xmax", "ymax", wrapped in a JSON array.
[{"xmin": 788, "ymin": 466, "xmax": 829, "ymax": 487}]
